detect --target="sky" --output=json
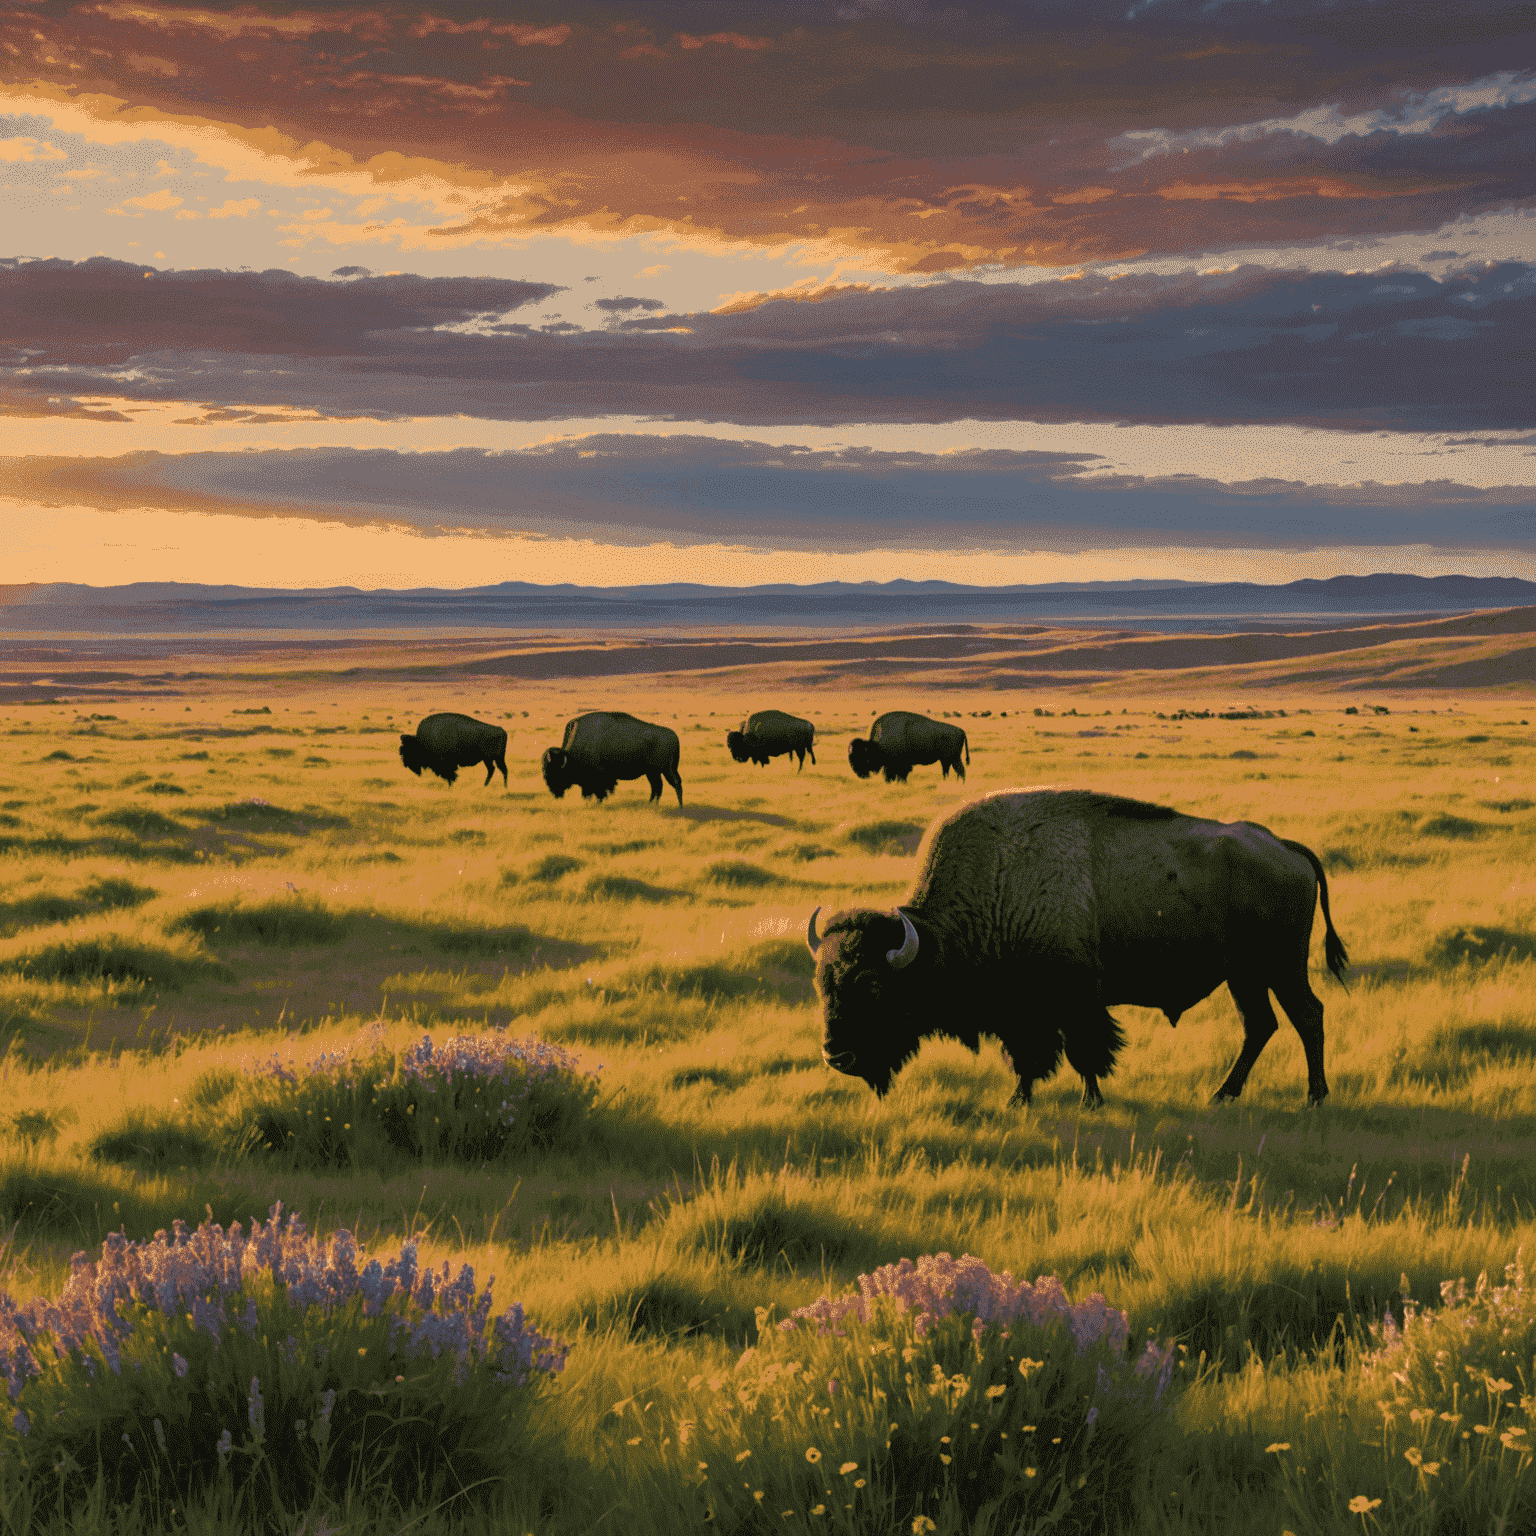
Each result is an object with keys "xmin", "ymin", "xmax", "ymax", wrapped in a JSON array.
[{"xmin": 1, "ymin": 0, "xmax": 1532, "ymax": 590}]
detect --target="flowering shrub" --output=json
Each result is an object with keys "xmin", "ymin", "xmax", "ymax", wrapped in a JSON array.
[
  {"xmin": 0, "ymin": 1205, "xmax": 566, "ymax": 1521},
  {"xmin": 1303, "ymin": 1253, "xmax": 1536, "ymax": 1534},
  {"xmin": 600, "ymin": 1253, "xmax": 1176, "ymax": 1535},
  {"xmin": 229, "ymin": 1029, "xmax": 601, "ymax": 1168}
]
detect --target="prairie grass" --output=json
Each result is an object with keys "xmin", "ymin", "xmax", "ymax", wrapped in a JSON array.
[{"xmin": 0, "ymin": 683, "xmax": 1533, "ymax": 1531}]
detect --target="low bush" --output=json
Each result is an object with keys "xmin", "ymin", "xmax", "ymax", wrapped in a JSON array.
[
  {"xmin": 586, "ymin": 874, "xmax": 681, "ymax": 903},
  {"xmin": 528, "ymin": 853, "xmax": 584, "ymax": 882},
  {"xmin": 1426, "ymin": 925, "xmax": 1536, "ymax": 968},
  {"xmin": 0, "ymin": 930, "xmax": 229, "ymax": 990},
  {"xmin": 0, "ymin": 1206, "xmax": 567, "ymax": 1523},
  {"xmin": 94, "ymin": 807, "xmax": 184, "ymax": 839},
  {"xmin": 843, "ymin": 820, "xmax": 924, "ymax": 855},
  {"xmin": 600, "ymin": 1253, "xmax": 1177, "ymax": 1535},
  {"xmin": 171, "ymin": 899, "xmax": 350, "ymax": 947},
  {"xmin": 223, "ymin": 1030, "xmax": 602, "ymax": 1169},
  {"xmin": 707, "ymin": 860, "xmax": 781, "ymax": 889},
  {"xmin": 1271, "ymin": 1257, "xmax": 1536, "ymax": 1535}
]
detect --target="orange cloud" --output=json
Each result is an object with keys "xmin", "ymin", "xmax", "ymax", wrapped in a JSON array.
[{"xmin": 677, "ymin": 32, "xmax": 773, "ymax": 52}]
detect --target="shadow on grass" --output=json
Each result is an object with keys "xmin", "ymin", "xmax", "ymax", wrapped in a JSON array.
[{"xmin": 664, "ymin": 803, "xmax": 796, "ymax": 828}]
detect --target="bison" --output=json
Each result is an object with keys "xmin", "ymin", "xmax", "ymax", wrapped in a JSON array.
[
  {"xmin": 398, "ymin": 712, "xmax": 508, "ymax": 787},
  {"xmin": 541, "ymin": 711, "xmax": 683, "ymax": 805},
  {"xmin": 848, "ymin": 711, "xmax": 968, "ymax": 783},
  {"xmin": 806, "ymin": 788, "xmax": 1347, "ymax": 1109},
  {"xmin": 726, "ymin": 709, "xmax": 817, "ymax": 770}
]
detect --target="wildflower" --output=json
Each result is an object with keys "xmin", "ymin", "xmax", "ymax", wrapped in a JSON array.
[
  {"xmin": 827, "ymin": 1377, "xmax": 840, "ymax": 1396},
  {"xmin": 171, "ymin": 1353, "xmax": 189, "ymax": 1378},
  {"xmin": 986, "ymin": 1384, "xmax": 1007, "ymax": 1399},
  {"xmin": 627, "ymin": 1437, "xmax": 641, "ymax": 1446},
  {"xmin": 1267, "ymin": 1442, "xmax": 1292, "ymax": 1454},
  {"xmin": 754, "ymin": 1491, "xmax": 765, "ymax": 1502},
  {"xmin": 805, "ymin": 1447, "xmax": 822, "ymax": 1464},
  {"xmin": 812, "ymin": 1507, "xmax": 825, "ymax": 1516},
  {"xmin": 1348, "ymin": 1495, "xmax": 1382, "ymax": 1514},
  {"xmin": 913, "ymin": 1519, "xmax": 937, "ymax": 1534},
  {"xmin": 854, "ymin": 1479, "xmax": 866, "ymax": 1488},
  {"xmin": 736, "ymin": 1450, "xmax": 752, "ymax": 1463},
  {"xmin": 840, "ymin": 1462, "xmax": 859, "ymax": 1475},
  {"xmin": 1489, "ymin": 1378, "xmax": 1514, "ymax": 1393},
  {"xmin": 940, "ymin": 1454, "xmax": 952, "ymax": 1465},
  {"xmin": 1404, "ymin": 1448, "xmax": 1422, "ymax": 1467},
  {"xmin": 13, "ymin": 1411, "xmax": 29, "ymax": 1437},
  {"xmin": 1422, "ymin": 1462, "xmax": 1441, "ymax": 1476},
  {"xmin": 216, "ymin": 1429, "xmax": 232, "ymax": 1468},
  {"xmin": 1024, "ymin": 1467, "xmax": 1037, "ymax": 1479}
]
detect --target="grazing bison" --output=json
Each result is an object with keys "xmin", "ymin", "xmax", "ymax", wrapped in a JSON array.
[
  {"xmin": 726, "ymin": 709, "xmax": 817, "ymax": 770},
  {"xmin": 541, "ymin": 711, "xmax": 683, "ymax": 805},
  {"xmin": 806, "ymin": 788, "xmax": 1347, "ymax": 1109},
  {"xmin": 848, "ymin": 711, "xmax": 968, "ymax": 784},
  {"xmin": 398, "ymin": 713, "xmax": 508, "ymax": 787}
]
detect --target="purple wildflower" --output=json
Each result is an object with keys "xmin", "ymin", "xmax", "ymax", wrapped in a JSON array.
[
  {"xmin": 172, "ymin": 1353, "xmax": 188, "ymax": 1378},
  {"xmin": 13, "ymin": 1409, "xmax": 29, "ymax": 1437},
  {"xmin": 216, "ymin": 1429, "xmax": 232, "ymax": 1467}
]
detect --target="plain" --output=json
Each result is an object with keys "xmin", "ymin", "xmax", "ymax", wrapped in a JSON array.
[{"xmin": 1, "ymin": 654, "xmax": 1534, "ymax": 1535}]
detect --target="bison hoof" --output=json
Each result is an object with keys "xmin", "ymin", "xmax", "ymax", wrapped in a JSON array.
[{"xmin": 1210, "ymin": 1090, "xmax": 1237, "ymax": 1105}]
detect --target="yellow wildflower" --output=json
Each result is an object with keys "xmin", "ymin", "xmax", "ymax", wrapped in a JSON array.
[
  {"xmin": 1348, "ymin": 1495, "xmax": 1382, "ymax": 1514},
  {"xmin": 839, "ymin": 1462, "xmax": 859, "ymax": 1475},
  {"xmin": 1266, "ymin": 1443, "xmax": 1291, "ymax": 1454},
  {"xmin": 805, "ymin": 1447, "xmax": 822, "ymax": 1464}
]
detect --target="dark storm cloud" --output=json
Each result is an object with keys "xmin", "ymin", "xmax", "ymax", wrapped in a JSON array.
[
  {"xmin": 9, "ymin": 436, "xmax": 1532, "ymax": 551},
  {"xmin": 2, "ymin": 256, "xmax": 1531, "ymax": 432}
]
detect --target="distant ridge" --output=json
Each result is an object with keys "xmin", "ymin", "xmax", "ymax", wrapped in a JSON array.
[{"xmin": 0, "ymin": 573, "xmax": 1532, "ymax": 634}]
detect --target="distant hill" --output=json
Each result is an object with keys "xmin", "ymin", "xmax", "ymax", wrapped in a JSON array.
[{"xmin": 0, "ymin": 573, "xmax": 1532, "ymax": 634}]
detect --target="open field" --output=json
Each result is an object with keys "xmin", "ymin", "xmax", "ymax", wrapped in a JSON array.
[{"xmin": 1, "ymin": 615, "xmax": 1535, "ymax": 1534}]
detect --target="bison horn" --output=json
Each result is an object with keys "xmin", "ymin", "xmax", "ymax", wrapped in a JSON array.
[
  {"xmin": 887, "ymin": 909, "xmax": 919, "ymax": 969},
  {"xmin": 806, "ymin": 907, "xmax": 823, "ymax": 955}
]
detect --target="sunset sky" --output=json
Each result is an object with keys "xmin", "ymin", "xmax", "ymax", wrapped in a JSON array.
[{"xmin": 1, "ymin": 0, "xmax": 1532, "ymax": 590}]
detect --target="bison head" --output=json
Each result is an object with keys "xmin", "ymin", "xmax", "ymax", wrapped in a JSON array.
[
  {"xmin": 540, "ymin": 746, "xmax": 573, "ymax": 798},
  {"xmin": 806, "ymin": 905, "xmax": 924, "ymax": 1096},
  {"xmin": 847, "ymin": 738, "xmax": 879, "ymax": 779},
  {"xmin": 725, "ymin": 729, "xmax": 751, "ymax": 763},
  {"xmin": 398, "ymin": 734, "xmax": 428, "ymax": 777}
]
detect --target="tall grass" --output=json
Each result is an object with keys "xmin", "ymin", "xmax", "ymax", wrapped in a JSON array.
[{"xmin": 0, "ymin": 685, "xmax": 1533, "ymax": 1530}]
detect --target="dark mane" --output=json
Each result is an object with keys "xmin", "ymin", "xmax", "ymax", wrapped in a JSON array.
[{"xmin": 1097, "ymin": 794, "xmax": 1180, "ymax": 822}]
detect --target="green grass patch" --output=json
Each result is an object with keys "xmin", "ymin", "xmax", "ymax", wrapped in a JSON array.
[
  {"xmin": 843, "ymin": 818, "xmax": 924, "ymax": 855},
  {"xmin": 170, "ymin": 898, "xmax": 350, "ymax": 947},
  {"xmin": 706, "ymin": 859, "xmax": 782, "ymax": 888}
]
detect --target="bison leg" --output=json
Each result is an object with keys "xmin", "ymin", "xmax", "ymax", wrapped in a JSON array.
[
  {"xmin": 1273, "ymin": 973, "xmax": 1329, "ymax": 1106},
  {"xmin": 663, "ymin": 767, "xmax": 683, "ymax": 806},
  {"xmin": 1063, "ymin": 1010, "xmax": 1126, "ymax": 1110},
  {"xmin": 1213, "ymin": 979, "xmax": 1280, "ymax": 1103},
  {"xmin": 645, "ymin": 771, "xmax": 663, "ymax": 802},
  {"xmin": 1000, "ymin": 1033, "xmax": 1065, "ymax": 1108}
]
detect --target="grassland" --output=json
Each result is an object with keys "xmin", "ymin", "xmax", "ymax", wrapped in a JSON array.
[{"xmin": 1, "ymin": 632, "xmax": 1534, "ymax": 1534}]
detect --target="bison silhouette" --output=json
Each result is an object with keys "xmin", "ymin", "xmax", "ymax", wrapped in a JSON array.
[{"xmin": 808, "ymin": 788, "xmax": 1347, "ymax": 1109}]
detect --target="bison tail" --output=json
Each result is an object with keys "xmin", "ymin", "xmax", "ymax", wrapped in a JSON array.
[
  {"xmin": 963, "ymin": 731, "xmax": 970, "ymax": 764},
  {"xmin": 1283, "ymin": 838, "xmax": 1349, "ymax": 985}
]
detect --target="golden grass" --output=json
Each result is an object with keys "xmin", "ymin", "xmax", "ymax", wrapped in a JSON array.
[{"xmin": 0, "ymin": 648, "xmax": 1534, "ymax": 1531}]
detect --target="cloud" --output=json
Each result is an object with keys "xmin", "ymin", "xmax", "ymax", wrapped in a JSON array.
[
  {"xmin": 7, "ymin": 435, "xmax": 1530, "ymax": 553},
  {"xmin": 3, "ymin": 4, "xmax": 1531, "ymax": 271},
  {"xmin": 2, "ymin": 256, "xmax": 1527, "ymax": 434},
  {"xmin": 593, "ymin": 296, "xmax": 667, "ymax": 312},
  {"xmin": 0, "ymin": 136, "xmax": 67, "ymax": 162}
]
